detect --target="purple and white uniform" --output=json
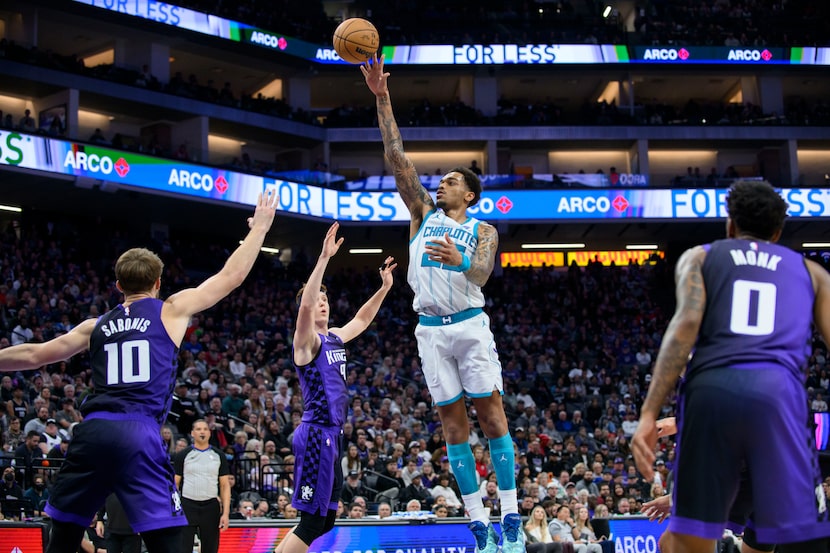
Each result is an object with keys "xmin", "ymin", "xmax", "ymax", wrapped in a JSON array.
[
  {"xmin": 669, "ymin": 238, "xmax": 828, "ymax": 543},
  {"xmin": 291, "ymin": 332, "xmax": 348, "ymax": 515},
  {"xmin": 45, "ymin": 298, "xmax": 186, "ymax": 533}
]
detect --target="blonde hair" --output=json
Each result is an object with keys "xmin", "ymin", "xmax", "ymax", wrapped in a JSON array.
[
  {"xmin": 115, "ymin": 248, "xmax": 163, "ymax": 295},
  {"xmin": 295, "ymin": 283, "xmax": 327, "ymax": 306},
  {"xmin": 574, "ymin": 506, "xmax": 594, "ymax": 534},
  {"xmin": 524, "ymin": 505, "xmax": 552, "ymax": 542}
]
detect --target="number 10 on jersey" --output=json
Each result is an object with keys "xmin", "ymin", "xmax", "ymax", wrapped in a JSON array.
[{"xmin": 104, "ymin": 339, "xmax": 151, "ymax": 385}]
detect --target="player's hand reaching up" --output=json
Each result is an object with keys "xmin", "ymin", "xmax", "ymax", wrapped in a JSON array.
[
  {"xmin": 379, "ymin": 256, "xmax": 397, "ymax": 290},
  {"xmin": 248, "ymin": 188, "xmax": 279, "ymax": 232},
  {"xmin": 361, "ymin": 53, "xmax": 390, "ymax": 97},
  {"xmin": 320, "ymin": 222, "xmax": 345, "ymax": 260}
]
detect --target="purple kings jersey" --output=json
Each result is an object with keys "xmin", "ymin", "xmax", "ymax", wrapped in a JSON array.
[
  {"xmin": 84, "ymin": 298, "xmax": 178, "ymax": 424},
  {"xmin": 687, "ymin": 238, "xmax": 814, "ymax": 382},
  {"xmin": 293, "ymin": 333, "xmax": 348, "ymax": 427}
]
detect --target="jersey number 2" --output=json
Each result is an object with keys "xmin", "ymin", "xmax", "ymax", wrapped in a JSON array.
[
  {"xmin": 729, "ymin": 279, "xmax": 776, "ymax": 336},
  {"xmin": 104, "ymin": 340, "xmax": 151, "ymax": 384}
]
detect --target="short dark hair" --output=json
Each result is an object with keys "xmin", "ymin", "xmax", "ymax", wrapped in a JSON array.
[
  {"xmin": 726, "ymin": 180, "xmax": 788, "ymax": 240},
  {"xmin": 450, "ymin": 166, "xmax": 482, "ymax": 207}
]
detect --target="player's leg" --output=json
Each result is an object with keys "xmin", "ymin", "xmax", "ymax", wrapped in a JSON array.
[
  {"xmin": 115, "ymin": 420, "xmax": 188, "ymax": 535},
  {"xmin": 282, "ymin": 510, "xmax": 334, "ymax": 553},
  {"xmin": 416, "ymin": 322, "xmax": 497, "ymax": 553},
  {"xmin": 739, "ymin": 527, "xmax": 775, "ymax": 553},
  {"xmin": 667, "ymin": 371, "xmax": 744, "ymax": 550},
  {"xmin": 470, "ymin": 391, "xmax": 522, "ymax": 547},
  {"xmin": 198, "ymin": 500, "xmax": 222, "ymax": 553},
  {"xmin": 457, "ymin": 314, "xmax": 523, "ymax": 553},
  {"xmin": 141, "ymin": 526, "xmax": 183, "ymax": 553},
  {"xmin": 122, "ymin": 533, "xmax": 143, "ymax": 553},
  {"xmin": 179, "ymin": 499, "xmax": 199, "ymax": 553},
  {"xmin": 45, "ymin": 421, "xmax": 114, "ymax": 553},
  {"xmin": 776, "ymin": 538, "xmax": 829, "ymax": 553},
  {"xmin": 658, "ymin": 531, "xmax": 716, "ymax": 553},
  {"xmin": 659, "ymin": 530, "xmax": 673, "ymax": 553},
  {"xmin": 274, "ymin": 526, "xmax": 297, "ymax": 553},
  {"xmin": 437, "ymin": 398, "xmax": 489, "ymax": 524},
  {"xmin": 45, "ymin": 520, "xmax": 86, "ymax": 553},
  {"xmin": 745, "ymin": 371, "xmax": 830, "ymax": 545}
]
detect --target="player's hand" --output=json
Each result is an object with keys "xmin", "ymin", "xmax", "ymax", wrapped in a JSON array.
[
  {"xmin": 95, "ymin": 520, "xmax": 105, "ymax": 538},
  {"xmin": 632, "ymin": 413, "xmax": 658, "ymax": 481},
  {"xmin": 656, "ymin": 417, "xmax": 677, "ymax": 437},
  {"xmin": 220, "ymin": 512, "xmax": 230, "ymax": 532},
  {"xmin": 360, "ymin": 53, "xmax": 390, "ymax": 97},
  {"xmin": 424, "ymin": 234, "xmax": 463, "ymax": 267},
  {"xmin": 320, "ymin": 222, "xmax": 345, "ymax": 259},
  {"xmin": 247, "ymin": 188, "xmax": 279, "ymax": 232},
  {"xmin": 379, "ymin": 256, "xmax": 397, "ymax": 289},
  {"xmin": 641, "ymin": 495, "xmax": 671, "ymax": 523}
]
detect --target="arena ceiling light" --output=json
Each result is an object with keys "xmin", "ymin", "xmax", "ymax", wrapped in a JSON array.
[
  {"xmin": 626, "ymin": 244, "xmax": 659, "ymax": 250},
  {"xmin": 349, "ymin": 248, "xmax": 383, "ymax": 254},
  {"xmin": 0, "ymin": 204, "xmax": 22, "ymax": 213},
  {"xmin": 521, "ymin": 243, "xmax": 585, "ymax": 249},
  {"xmin": 238, "ymin": 241, "xmax": 279, "ymax": 254},
  {"xmin": 802, "ymin": 243, "xmax": 830, "ymax": 248}
]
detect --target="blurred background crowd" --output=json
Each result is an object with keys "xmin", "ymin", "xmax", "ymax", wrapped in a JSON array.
[{"xmin": 0, "ymin": 212, "xmax": 827, "ymax": 526}]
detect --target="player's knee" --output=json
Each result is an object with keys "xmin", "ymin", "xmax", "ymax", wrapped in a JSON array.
[{"xmin": 294, "ymin": 511, "xmax": 328, "ymax": 545}]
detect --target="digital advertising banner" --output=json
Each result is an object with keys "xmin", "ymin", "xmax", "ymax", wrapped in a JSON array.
[
  {"xmin": 217, "ymin": 517, "xmax": 664, "ymax": 553},
  {"xmin": 69, "ymin": 1, "xmax": 624, "ymax": 65},
  {"xmin": 378, "ymin": 44, "xmax": 628, "ymax": 65},
  {"xmin": 499, "ymin": 250, "xmax": 664, "ymax": 268},
  {"xmin": 70, "ymin": 1, "xmax": 820, "ymax": 67},
  {"xmin": 71, "ymin": 0, "xmax": 344, "ymax": 64},
  {"xmin": 789, "ymin": 47, "xmax": 830, "ymax": 65},
  {"xmin": 631, "ymin": 45, "xmax": 787, "ymax": 64},
  {"xmin": 346, "ymin": 173, "xmax": 649, "ymax": 191},
  {"xmin": 0, "ymin": 522, "xmax": 47, "ymax": 552},
  {"xmin": 3, "ymin": 131, "xmax": 830, "ymax": 223}
]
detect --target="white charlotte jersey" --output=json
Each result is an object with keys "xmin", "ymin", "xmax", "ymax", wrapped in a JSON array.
[{"xmin": 408, "ymin": 209, "xmax": 485, "ymax": 316}]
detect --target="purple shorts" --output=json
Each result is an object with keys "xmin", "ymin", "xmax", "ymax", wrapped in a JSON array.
[
  {"xmin": 292, "ymin": 422, "xmax": 343, "ymax": 515},
  {"xmin": 669, "ymin": 367, "xmax": 830, "ymax": 544},
  {"xmin": 45, "ymin": 415, "xmax": 187, "ymax": 533}
]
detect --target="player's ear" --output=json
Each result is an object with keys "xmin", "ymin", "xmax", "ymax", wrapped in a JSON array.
[{"xmin": 725, "ymin": 217, "xmax": 736, "ymax": 238}]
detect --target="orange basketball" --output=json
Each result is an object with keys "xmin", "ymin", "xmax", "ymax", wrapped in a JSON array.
[{"xmin": 333, "ymin": 18, "xmax": 379, "ymax": 64}]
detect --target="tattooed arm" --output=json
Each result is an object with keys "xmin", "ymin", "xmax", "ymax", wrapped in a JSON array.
[
  {"xmin": 632, "ymin": 245, "xmax": 707, "ymax": 480},
  {"xmin": 422, "ymin": 223, "xmax": 498, "ymax": 287},
  {"xmin": 361, "ymin": 54, "xmax": 434, "ymax": 235},
  {"xmin": 467, "ymin": 223, "xmax": 498, "ymax": 287}
]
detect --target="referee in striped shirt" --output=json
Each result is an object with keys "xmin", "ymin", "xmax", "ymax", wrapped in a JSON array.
[{"xmin": 174, "ymin": 419, "xmax": 231, "ymax": 553}]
